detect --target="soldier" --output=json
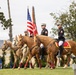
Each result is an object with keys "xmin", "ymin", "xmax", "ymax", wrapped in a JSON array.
[
  {"xmin": 40, "ymin": 23, "xmax": 48, "ymax": 60},
  {"xmin": 24, "ymin": 30, "xmax": 29, "ymax": 36},
  {"xmin": 41, "ymin": 23, "xmax": 48, "ymax": 36},
  {"xmin": 57, "ymin": 23, "xmax": 65, "ymax": 57}
]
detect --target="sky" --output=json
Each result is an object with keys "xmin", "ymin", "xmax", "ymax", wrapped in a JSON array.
[{"xmin": 0, "ymin": 0, "xmax": 75, "ymax": 40}]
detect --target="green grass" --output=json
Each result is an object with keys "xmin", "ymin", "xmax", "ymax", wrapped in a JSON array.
[{"xmin": 0, "ymin": 67, "xmax": 74, "ymax": 75}]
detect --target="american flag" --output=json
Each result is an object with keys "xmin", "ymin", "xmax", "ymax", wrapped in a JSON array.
[
  {"xmin": 33, "ymin": 23, "xmax": 38, "ymax": 36},
  {"xmin": 27, "ymin": 8, "xmax": 33, "ymax": 36},
  {"xmin": 27, "ymin": 8, "xmax": 38, "ymax": 36}
]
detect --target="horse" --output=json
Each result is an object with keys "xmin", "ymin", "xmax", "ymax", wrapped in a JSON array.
[
  {"xmin": 17, "ymin": 34, "xmax": 42, "ymax": 69},
  {"xmin": 12, "ymin": 36, "xmax": 36, "ymax": 69},
  {"xmin": 1, "ymin": 40, "xmax": 23, "ymax": 69},
  {"xmin": 18, "ymin": 44, "xmax": 36, "ymax": 69},
  {"xmin": 32, "ymin": 35, "xmax": 76, "ymax": 69}
]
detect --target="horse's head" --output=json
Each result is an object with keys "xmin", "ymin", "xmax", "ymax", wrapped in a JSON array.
[
  {"xmin": 2, "ymin": 40, "xmax": 9, "ymax": 51},
  {"xmin": 17, "ymin": 34, "xmax": 25, "ymax": 48},
  {"xmin": 12, "ymin": 35, "xmax": 18, "ymax": 46}
]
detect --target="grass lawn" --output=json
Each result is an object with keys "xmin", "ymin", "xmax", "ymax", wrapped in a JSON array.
[{"xmin": 0, "ymin": 67, "xmax": 74, "ymax": 75}]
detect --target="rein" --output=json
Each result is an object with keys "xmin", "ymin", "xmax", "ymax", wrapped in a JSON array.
[
  {"xmin": 36, "ymin": 36, "xmax": 42, "ymax": 44},
  {"xmin": 5, "ymin": 42, "xmax": 11, "ymax": 49},
  {"xmin": 46, "ymin": 39, "xmax": 57, "ymax": 48},
  {"xmin": 30, "ymin": 44, "xmax": 38, "ymax": 51},
  {"xmin": 47, "ymin": 39, "xmax": 54, "ymax": 46},
  {"xmin": 36, "ymin": 36, "xmax": 56, "ymax": 48}
]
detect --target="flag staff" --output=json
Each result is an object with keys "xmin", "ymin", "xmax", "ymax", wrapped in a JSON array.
[
  {"xmin": 32, "ymin": 6, "xmax": 36, "ymax": 41},
  {"xmin": 32, "ymin": 6, "xmax": 36, "ymax": 24}
]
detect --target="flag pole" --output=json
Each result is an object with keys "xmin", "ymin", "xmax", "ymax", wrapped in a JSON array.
[
  {"xmin": 32, "ymin": 6, "xmax": 36, "ymax": 42},
  {"xmin": 32, "ymin": 6, "xmax": 36, "ymax": 25}
]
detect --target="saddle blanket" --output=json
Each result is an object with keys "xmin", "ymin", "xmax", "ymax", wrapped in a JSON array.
[{"xmin": 55, "ymin": 41, "xmax": 71, "ymax": 48}]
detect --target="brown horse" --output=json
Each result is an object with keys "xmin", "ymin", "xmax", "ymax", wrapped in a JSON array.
[
  {"xmin": 17, "ymin": 34, "xmax": 42, "ymax": 69},
  {"xmin": 13, "ymin": 35, "xmax": 36, "ymax": 69},
  {"xmin": 1, "ymin": 40, "xmax": 23, "ymax": 68},
  {"xmin": 33, "ymin": 35, "xmax": 76, "ymax": 69},
  {"xmin": 18, "ymin": 44, "xmax": 36, "ymax": 69}
]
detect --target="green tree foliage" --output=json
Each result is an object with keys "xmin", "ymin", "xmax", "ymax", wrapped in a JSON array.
[
  {"xmin": 50, "ymin": 1, "xmax": 76, "ymax": 40},
  {"xmin": 2, "ymin": 51, "xmax": 6, "ymax": 68},
  {"xmin": 0, "ymin": 12, "xmax": 12, "ymax": 30}
]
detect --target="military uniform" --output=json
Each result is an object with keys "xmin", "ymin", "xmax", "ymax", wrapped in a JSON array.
[
  {"xmin": 58, "ymin": 27, "xmax": 65, "ymax": 57},
  {"xmin": 41, "ymin": 28, "xmax": 48, "ymax": 36},
  {"xmin": 58, "ymin": 28, "xmax": 65, "ymax": 41},
  {"xmin": 40, "ymin": 27, "xmax": 48, "ymax": 60}
]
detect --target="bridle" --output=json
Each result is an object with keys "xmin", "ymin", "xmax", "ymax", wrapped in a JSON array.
[{"xmin": 2, "ymin": 42, "xmax": 10, "ymax": 50}]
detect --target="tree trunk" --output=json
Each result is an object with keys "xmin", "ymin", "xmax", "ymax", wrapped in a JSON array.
[{"xmin": 7, "ymin": 0, "xmax": 13, "ymax": 41}]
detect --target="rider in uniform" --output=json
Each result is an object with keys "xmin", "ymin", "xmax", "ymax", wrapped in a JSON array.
[
  {"xmin": 24, "ymin": 30, "xmax": 29, "ymax": 36},
  {"xmin": 40, "ymin": 23, "xmax": 48, "ymax": 60},
  {"xmin": 57, "ymin": 23, "xmax": 65, "ymax": 57},
  {"xmin": 41, "ymin": 23, "xmax": 48, "ymax": 36}
]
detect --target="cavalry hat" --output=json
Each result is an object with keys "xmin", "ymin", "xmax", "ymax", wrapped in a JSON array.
[
  {"xmin": 24, "ymin": 30, "xmax": 28, "ymax": 33},
  {"xmin": 57, "ymin": 22, "xmax": 62, "ymax": 26},
  {"xmin": 41, "ymin": 23, "xmax": 46, "ymax": 26}
]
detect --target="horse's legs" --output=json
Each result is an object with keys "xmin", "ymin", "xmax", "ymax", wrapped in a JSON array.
[
  {"xmin": 18, "ymin": 56, "xmax": 25, "ymax": 69},
  {"xmin": 50, "ymin": 53, "xmax": 55, "ymax": 69},
  {"xmin": 63, "ymin": 55, "xmax": 70, "ymax": 68},
  {"xmin": 29, "ymin": 57, "xmax": 36, "ymax": 69},
  {"xmin": 54, "ymin": 55, "xmax": 57, "ymax": 66},
  {"xmin": 18, "ymin": 48, "xmax": 28, "ymax": 69},
  {"xmin": 13, "ymin": 55, "xmax": 17, "ymax": 69},
  {"xmin": 47, "ymin": 52, "xmax": 55, "ymax": 69},
  {"xmin": 24, "ymin": 54, "xmax": 32, "ymax": 69},
  {"xmin": 47, "ymin": 54, "xmax": 52, "ymax": 68},
  {"xmin": 66, "ymin": 55, "xmax": 70, "ymax": 66},
  {"xmin": 36, "ymin": 54, "xmax": 42, "ymax": 69}
]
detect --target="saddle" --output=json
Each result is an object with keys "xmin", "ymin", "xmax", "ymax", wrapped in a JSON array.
[{"xmin": 55, "ymin": 41, "xmax": 71, "ymax": 48}]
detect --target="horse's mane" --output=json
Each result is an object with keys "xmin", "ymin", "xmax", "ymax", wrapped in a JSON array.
[
  {"xmin": 22, "ymin": 35, "xmax": 34, "ymax": 48},
  {"xmin": 36, "ymin": 35, "xmax": 54, "ymax": 42},
  {"xmin": 4, "ymin": 40, "xmax": 12, "ymax": 44},
  {"xmin": 23, "ymin": 36, "xmax": 34, "ymax": 42}
]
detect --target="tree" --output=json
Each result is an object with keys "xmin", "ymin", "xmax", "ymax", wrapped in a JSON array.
[
  {"xmin": 50, "ymin": 1, "xmax": 76, "ymax": 40},
  {"xmin": 0, "ymin": 12, "xmax": 12, "ymax": 30},
  {"xmin": 0, "ymin": 11, "xmax": 13, "ymax": 41}
]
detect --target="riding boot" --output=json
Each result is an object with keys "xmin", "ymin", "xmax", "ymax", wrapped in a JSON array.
[
  {"xmin": 40, "ymin": 47, "xmax": 44, "ymax": 60},
  {"xmin": 58, "ymin": 45, "xmax": 64, "ymax": 57}
]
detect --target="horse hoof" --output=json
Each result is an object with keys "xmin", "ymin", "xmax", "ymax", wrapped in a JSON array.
[
  {"xmin": 51, "ymin": 67, "xmax": 53, "ymax": 70},
  {"xmin": 13, "ymin": 67, "xmax": 15, "ymax": 69},
  {"xmin": 30, "ymin": 67, "xmax": 34, "ymax": 69},
  {"xmin": 24, "ymin": 67, "xmax": 27, "ymax": 69},
  {"xmin": 63, "ymin": 65, "xmax": 68, "ymax": 68},
  {"xmin": 50, "ymin": 67, "xmax": 55, "ymax": 70},
  {"xmin": 18, "ymin": 67, "xmax": 20, "ymax": 70},
  {"xmin": 32, "ymin": 67, "xmax": 34, "ymax": 69}
]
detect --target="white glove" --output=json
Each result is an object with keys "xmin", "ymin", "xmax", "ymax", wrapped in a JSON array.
[{"xmin": 40, "ymin": 43, "xmax": 44, "ymax": 48}]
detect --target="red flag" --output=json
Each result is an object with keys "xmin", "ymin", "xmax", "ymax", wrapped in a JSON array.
[{"xmin": 33, "ymin": 23, "xmax": 38, "ymax": 36}]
